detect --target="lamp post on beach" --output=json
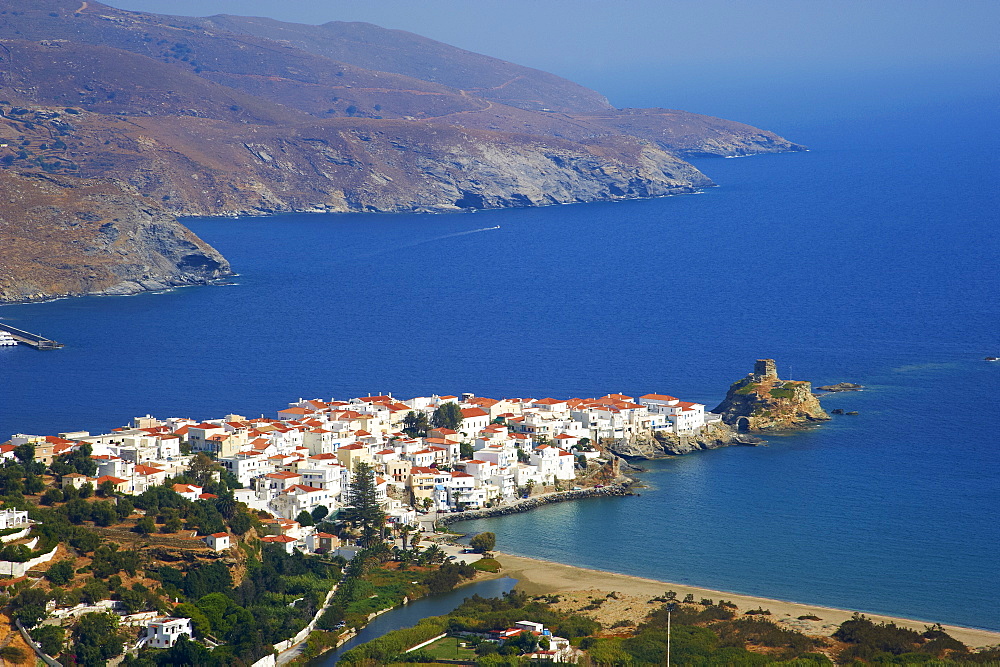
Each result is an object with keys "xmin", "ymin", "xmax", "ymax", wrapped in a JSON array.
[{"xmin": 666, "ymin": 602, "xmax": 676, "ymax": 665}]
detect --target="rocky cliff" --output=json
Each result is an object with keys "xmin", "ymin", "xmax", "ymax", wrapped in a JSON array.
[
  {"xmin": 609, "ymin": 419, "xmax": 762, "ymax": 459},
  {"xmin": 712, "ymin": 359, "xmax": 830, "ymax": 431},
  {"xmin": 0, "ymin": 170, "xmax": 230, "ymax": 303},
  {"xmin": 0, "ymin": 1, "xmax": 805, "ymax": 303}
]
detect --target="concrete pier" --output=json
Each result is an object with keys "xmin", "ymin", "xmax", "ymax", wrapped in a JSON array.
[{"xmin": 0, "ymin": 323, "xmax": 64, "ymax": 350}]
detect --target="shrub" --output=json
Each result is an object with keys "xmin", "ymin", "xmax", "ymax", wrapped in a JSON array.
[
  {"xmin": 134, "ymin": 517, "xmax": 156, "ymax": 534},
  {"xmin": 44, "ymin": 559, "xmax": 75, "ymax": 586},
  {"xmin": 0, "ymin": 646, "xmax": 25, "ymax": 662},
  {"xmin": 470, "ymin": 532, "xmax": 496, "ymax": 553}
]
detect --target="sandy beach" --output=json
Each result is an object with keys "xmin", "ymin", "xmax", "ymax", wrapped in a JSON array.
[{"xmin": 495, "ymin": 552, "xmax": 1000, "ymax": 650}]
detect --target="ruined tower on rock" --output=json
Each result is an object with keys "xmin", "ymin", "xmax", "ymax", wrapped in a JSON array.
[
  {"xmin": 753, "ymin": 359, "xmax": 778, "ymax": 381},
  {"xmin": 712, "ymin": 359, "xmax": 829, "ymax": 431}
]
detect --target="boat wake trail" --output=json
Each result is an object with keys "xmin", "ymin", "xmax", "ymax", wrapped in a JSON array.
[
  {"xmin": 420, "ymin": 225, "xmax": 501, "ymax": 245},
  {"xmin": 363, "ymin": 225, "xmax": 501, "ymax": 259}
]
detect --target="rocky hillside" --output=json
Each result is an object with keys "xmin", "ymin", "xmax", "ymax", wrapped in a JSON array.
[
  {"xmin": 0, "ymin": 170, "xmax": 230, "ymax": 302},
  {"xmin": 712, "ymin": 360, "xmax": 830, "ymax": 431},
  {"xmin": 0, "ymin": 0, "xmax": 805, "ymax": 303}
]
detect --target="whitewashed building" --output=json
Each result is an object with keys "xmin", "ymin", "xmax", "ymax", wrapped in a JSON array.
[{"xmin": 144, "ymin": 617, "xmax": 193, "ymax": 648}]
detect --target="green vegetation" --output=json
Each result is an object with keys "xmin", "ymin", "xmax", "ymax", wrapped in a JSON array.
[
  {"xmin": 339, "ymin": 616, "xmax": 448, "ymax": 664},
  {"xmin": 341, "ymin": 462, "xmax": 387, "ymax": 548},
  {"xmin": 432, "ymin": 402, "xmax": 463, "ymax": 431},
  {"xmin": 336, "ymin": 592, "xmax": 999, "ymax": 667},
  {"xmin": 29, "ymin": 624, "xmax": 65, "ymax": 656},
  {"xmin": 150, "ymin": 543, "xmax": 340, "ymax": 664},
  {"xmin": 735, "ymin": 381, "xmax": 759, "ymax": 395},
  {"xmin": 340, "ymin": 590, "xmax": 599, "ymax": 665},
  {"xmin": 73, "ymin": 612, "xmax": 126, "ymax": 666},
  {"xmin": 403, "ymin": 410, "xmax": 429, "ymax": 437},
  {"xmin": 472, "ymin": 557, "xmax": 502, "ymax": 573},
  {"xmin": 770, "ymin": 386, "xmax": 796, "ymax": 399},
  {"xmin": 317, "ymin": 549, "xmax": 476, "ymax": 632},
  {"xmin": 417, "ymin": 634, "xmax": 479, "ymax": 661},
  {"xmin": 469, "ymin": 531, "xmax": 496, "ymax": 553},
  {"xmin": 832, "ymin": 614, "xmax": 986, "ymax": 663}
]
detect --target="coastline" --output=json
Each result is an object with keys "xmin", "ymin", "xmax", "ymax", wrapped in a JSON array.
[
  {"xmin": 495, "ymin": 552, "xmax": 1000, "ymax": 650},
  {"xmin": 439, "ymin": 484, "xmax": 633, "ymax": 527}
]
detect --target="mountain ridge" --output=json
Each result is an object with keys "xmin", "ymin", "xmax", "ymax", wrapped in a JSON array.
[{"xmin": 0, "ymin": 0, "xmax": 805, "ymax": 303}]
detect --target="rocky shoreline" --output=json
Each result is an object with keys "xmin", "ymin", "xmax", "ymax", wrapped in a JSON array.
[
  {"xmin": 608, "ymin": 419, "xmax": 762, "ymax": 460},
  {"xmin": 437, "ymin": 485, "xmax": 633, "ymax": 526}
]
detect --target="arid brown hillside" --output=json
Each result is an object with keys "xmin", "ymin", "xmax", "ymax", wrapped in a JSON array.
[
  {"xmin": 0, "ymin": 0, "xmax": 804, "ymax": 303},
  {"xmin": 0, "ymin": 170, "xmax": 230, "ymax": 303},
  {"xmin": 191, "ymin": 15, "xmax": 615, "ymax": 113}
]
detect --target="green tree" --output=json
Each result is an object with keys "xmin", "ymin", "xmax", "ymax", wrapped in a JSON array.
[
  {"xmin": 173, "ymin": 602, "xmax": 212, "ymax": 637},
  {"xmin": 13, "ymin": 442, "xmax": 34, "ymax": 466},
  {"xmin": 187, "ymin": 452, "xmax": 223, "ymax": 487},
  {"xmin": 30, "ymin": 624, "xmax": 64, "ymax": 657},
  {"xmin": 40, "ymin": 488, "xmax": 64, "ymax": 505},
  {"xmin": 228, "ymin": 509, "xmax": 252, "ymax": 535},
  {"xmin": 119, "ymin": 588, "xmax": 146, "ymax": 614},
  {"xmin": 296, "ymin": 510, "xmax": 315, "ymax": 527},
  {"xmin": 81, "ymin": 579, "xmax": 111, "ymax": 604},
  {"xmin": 53, "ymin": 443, "xmax": 97, "ymax": 476},
  {"xmin": 44, "ymin": 559, "xmax": 75, "ymax": 586},
  {"xmin": 311, "ymin": 505, "xmax": 329, "ymax": 522},
  {"xmin": 10, "ymin": 588, "xmax": 48, "ymax": 627},
  {"xmin": 403, "ymin": 411, "xmax": 429, "ymax": 437},
  {"xmin": 134, "ymin": 516, "xmax": 156, "ymax": 534},
  {"xmin": 24, "ymin": 473, "xmax": 45, "ymax": 494},
  {"xmin": 163, "ymin": 515, "xmax": 183, "ymax": 533},
  {"xmin": 73, "ymin": 612, "xmax": 124, "ymax": 666},
  {"xmin": 469, "ymin": 532, "xmax": 496, "ymax": 553},
  {"xmin": 341, "ymin": 462, "xmax": 386, "ymax": 548},
  {"xmin": 90, "ymin": 500, "xmax": 117, "ymax": 527},
  {"xmin": 116, "ymin": 496, "xmax": 134, "ymax": 520},
  {"xmin": 156, "ymin": 636, "xmax": 217, "ymax": 666},
  {"xmin": 432, "ymin": 402, "xmax": 463, "ymax": 431}
]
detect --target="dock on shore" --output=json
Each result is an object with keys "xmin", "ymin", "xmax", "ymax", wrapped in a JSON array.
[{"xmin": 0, "ymin": 323, "xmax": 64, "ymax": 350}]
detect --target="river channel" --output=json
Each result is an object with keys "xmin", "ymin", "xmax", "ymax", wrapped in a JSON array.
[{"xmin": 314, "ymin": 577, "xmax": 517, "ymax": 665}]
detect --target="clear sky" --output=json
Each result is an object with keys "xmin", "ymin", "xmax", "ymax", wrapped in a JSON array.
[{"xmin": 106, "ymin": 0, "xmax": 998, "ymax": 127}]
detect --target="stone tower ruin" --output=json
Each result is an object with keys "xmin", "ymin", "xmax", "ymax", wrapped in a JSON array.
[{"xmin": 753, "ymin": 359, "xmax": 779, "ymax": 381}]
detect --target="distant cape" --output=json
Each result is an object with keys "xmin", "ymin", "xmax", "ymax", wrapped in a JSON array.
[{"xmin": 0, "ymin": 1, "xmax": 804, "ymax": 303}]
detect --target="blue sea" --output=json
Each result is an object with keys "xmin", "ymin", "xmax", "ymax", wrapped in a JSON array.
[{"xmin": 1, "ymin": 85, "xmax": 997, "ymax": 630}]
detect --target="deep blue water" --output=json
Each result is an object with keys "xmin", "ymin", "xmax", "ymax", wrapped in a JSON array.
[{"xmin": 0, "ymin": 92, "xmax": 997, "ymax": 630}]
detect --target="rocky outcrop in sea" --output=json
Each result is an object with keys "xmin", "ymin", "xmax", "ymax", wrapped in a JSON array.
[{"xmin": 712, "ymin": 359, "xmax": 830, "ymax": 431}]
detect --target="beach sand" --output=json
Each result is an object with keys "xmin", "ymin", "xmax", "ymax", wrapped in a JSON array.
[{"xmin": 495, "ymin": 552, "xmax": 1000, "ymax": 649}]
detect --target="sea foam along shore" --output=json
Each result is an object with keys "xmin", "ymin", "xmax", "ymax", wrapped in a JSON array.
[{"xmin": 494, "ymin": 552, "xmax": 1000, "ymax": 650}]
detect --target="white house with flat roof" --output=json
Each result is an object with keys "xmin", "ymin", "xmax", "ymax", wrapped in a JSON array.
[
  {"xmin": 144, "ymin": 617, "xmax": 193, "ymax": 648},
  {"xmin": 638, "ymin": 394, "xmax": 706, "ymax": 434}
]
